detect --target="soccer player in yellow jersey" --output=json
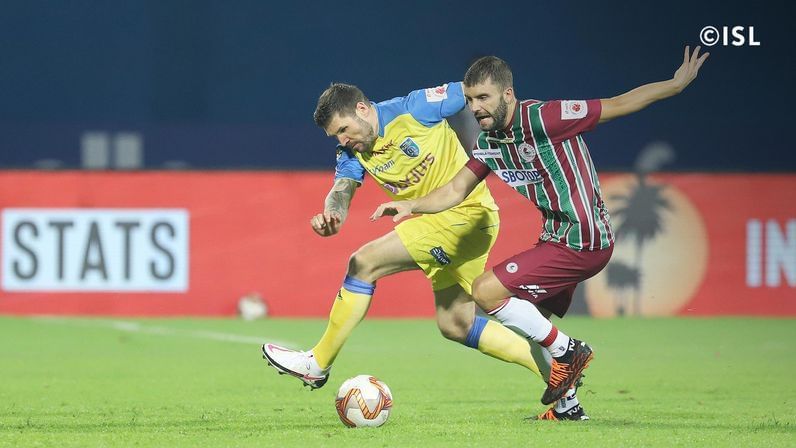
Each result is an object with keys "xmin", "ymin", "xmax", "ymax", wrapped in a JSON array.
[{"xmin": 262, "ymin": 82, "xmax": 544, "ymax": 392}]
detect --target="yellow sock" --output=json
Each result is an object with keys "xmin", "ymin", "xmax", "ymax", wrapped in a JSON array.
[
  {"xmin": 311, "ymin": 279, "xmax": 373, "ymax": 369},
  {"xmin": 476, "ymin": 320, "xmax": 542, "ymax": 378}
]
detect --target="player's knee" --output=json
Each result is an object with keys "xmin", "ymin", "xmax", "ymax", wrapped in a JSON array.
[
  {"xmin": 347, "ymin": 246, "xmax": 378, "ymax": 282},
  {"xmin": 436, "ymin": 316, "xmax": 468, "ymax": 343},
  {"xmin": 470, "ymin": 276, "xmax": 494, "ymax": 311}
]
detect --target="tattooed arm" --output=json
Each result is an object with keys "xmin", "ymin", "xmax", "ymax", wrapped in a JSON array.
[{"xmin": 310, "ymin": 178, "xmax": 358, "ymax": 237}]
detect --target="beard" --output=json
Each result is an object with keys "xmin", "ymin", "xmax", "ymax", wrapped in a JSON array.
[
  {"xmin": 352, "ymin": 115, "xmax": 377, "ymax": 152},
  {"xmin": 481, "ymin": 96, "xmax": 510, "ymax": 131}
]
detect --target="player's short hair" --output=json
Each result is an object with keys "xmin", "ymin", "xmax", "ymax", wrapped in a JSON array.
[
  {"xmin": 463, "ymin": 56, "xmax": 513, "ymax": 91},
  {"xmin": 314, "ymin": 83, "xmax": 370, "ymax": 129}
]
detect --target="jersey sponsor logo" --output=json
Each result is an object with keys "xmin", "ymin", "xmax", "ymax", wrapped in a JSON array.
[
  {"xmin": 518, "ymin": 143, "xmax": 537, "ymax": 163},
  {"xmin": 518, "ymin": 284, "xmax": 548, "ymax": 298},
  {"xmin": 430, "ymin": 246, "xmax": 451, "ymax": 266},
  {"xmin": 494, "ymin": 169, "xmax": 543, "ymax": 187},
  {"xmin": 383, "ymin": 153, "xmax": 436, "ymax": 194},
  {"xmin": 471, "ymin": 148, "xmax": 503, "ymax": 158},
  {"xmin": 369, "ymin": 159, "xmax": 395, "ymax": 175},
  {"xmin": 372, "ymin": 140, "xmax": 396, "ymax": 155},
  {"xmin": 561, "ymin": 100, "xmax": 588, "ymax": 120},
  {"xmin": 400, "ymin": 137, "xmax": 421, "ymax": 158},
  {"xmin": 424, "ymin": 84, "xmax": 449, "ymax": 103}
]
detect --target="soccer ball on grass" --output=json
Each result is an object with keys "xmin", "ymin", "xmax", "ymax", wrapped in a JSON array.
[{"xmin": 335, "ymin": 375, "xmax": 393, "ymax": 428}]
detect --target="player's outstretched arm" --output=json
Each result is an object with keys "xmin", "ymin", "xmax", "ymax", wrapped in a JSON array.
[
  {"xmin": 311, "ymin": 178, "xmax": 358, "ymax": 237},
  {"xmin": 599, "ymin": 46, "xmax": 709, "ymax": 123},
  {"xmin": 371, "ymin": 166, "xmax": 480, "ymax": 223}
]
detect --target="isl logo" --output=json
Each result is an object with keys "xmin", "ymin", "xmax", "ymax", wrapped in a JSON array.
[{"xmin": 700, "ymin": 26, "xmax": 761, "ymax": 47}]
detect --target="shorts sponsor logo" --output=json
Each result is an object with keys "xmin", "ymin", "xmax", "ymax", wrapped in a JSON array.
[
  {"xmin": 561, "ymin": 100, "xmax": 588, "ymax": 120},
  {"xmin": 425, "ymin": 84, "xmax": 449, "ymax": 103},
  {"xmin": 430, "ymin": 246, "xmax": 451, "ymax": 266},
  {"xmin": 506, "ymin": 262, "xmax": 518, "ymax": 273},
  {"xmin": 518, "ymin": 284, "xmax": 548, "ymax": 298},
  {"xmin": 2, "ymin": 208, "xmax": 189, "ymax": 292},
  {"xmin": 400, "ymin": 137, "xmax": 421, "ymax": 158},
  {"xmin": 518, "ymin": 143, "xmax": 536, "ymax": 163},
  {"xmin": 494, "ymin": 169, "xmax": 543, "ymax": 187}
]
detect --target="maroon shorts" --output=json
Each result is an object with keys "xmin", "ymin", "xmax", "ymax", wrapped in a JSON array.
[{"xmin": 493, "ymin": 241, "xmax": 613, "ymax": 318}]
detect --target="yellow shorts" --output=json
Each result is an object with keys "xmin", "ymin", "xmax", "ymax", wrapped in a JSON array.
[{"xmin": 395, "ymin": 205, "xmax": 499, "ymax": 293}]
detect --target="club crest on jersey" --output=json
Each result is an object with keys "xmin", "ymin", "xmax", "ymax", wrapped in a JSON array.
[
  {"xmin": 518, "ymin": 143, "xmax": 536, "ymax": 163},
  {"xmin": 400, "ymin": 137, "xmax": 421, "ymax": 158}
]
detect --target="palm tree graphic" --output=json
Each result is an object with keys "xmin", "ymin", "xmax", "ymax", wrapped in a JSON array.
[
  {"xmin": 604, "ymin": 261, "xmax": 640, "ymax": 316},
  {"xmin": 607, "ymin": 143, "xmax": 674, "ymax": 316}
]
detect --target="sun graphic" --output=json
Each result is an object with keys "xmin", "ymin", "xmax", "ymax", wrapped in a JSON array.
[{"xmin": 584, "ymin": 174, "xmax": 709, "ymax": 317}]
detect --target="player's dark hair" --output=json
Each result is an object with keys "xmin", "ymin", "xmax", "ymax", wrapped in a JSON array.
[
  {"xmin": 463, "ymin": 56, "xmax": 513, "ymax": 90},
  {"xmin": 314, "ymin": 83, "xmax": 370, "ymax": 129}
]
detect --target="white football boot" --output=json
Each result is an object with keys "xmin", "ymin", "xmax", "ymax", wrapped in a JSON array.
[{"xmin": 261, "ymin": 343, "xmax": 330, "ymax": 389}]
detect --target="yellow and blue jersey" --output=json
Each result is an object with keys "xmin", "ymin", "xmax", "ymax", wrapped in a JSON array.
[{"xmin": 334, "ymin": 82, "xmax": 497, "ymax": 211}]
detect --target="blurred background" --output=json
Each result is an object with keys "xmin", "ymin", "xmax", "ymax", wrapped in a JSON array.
[
  {"xmin": 0, "ymin": 0, "xmax": 793, "ymax": 318},
  {"xmin": 1, "ymin": 0, "xmax": 793, "ymax": 171}
]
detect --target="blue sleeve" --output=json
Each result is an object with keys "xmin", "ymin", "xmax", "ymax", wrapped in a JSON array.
[
  {"xmin": 333, "ymin": 146, "xmax": 365, "ymax": 184},
  {"xmin": 403, "ymin": 82, "xmax": 465, "ymax": 127}
]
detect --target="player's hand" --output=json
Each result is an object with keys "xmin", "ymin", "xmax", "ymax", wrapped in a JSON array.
[
  {"xmin": 311, "ymin": 211, "xmax": 342, "ymax": 237},
  {"xmin": 370, "ymin": 201, "xmax": 415, "ymax": 223},
  {"xmin": 671, "ymin": 45, "xmax": 709, "ymax": 93}
]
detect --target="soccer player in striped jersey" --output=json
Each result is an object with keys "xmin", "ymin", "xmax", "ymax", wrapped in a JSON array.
[
  {"xmin": 373, "ymin": 47, "xmax": 709, "ymax": 420},
  {"xmin": 262, "ymin": 82, "xmax": 546, "ymax": 395}
]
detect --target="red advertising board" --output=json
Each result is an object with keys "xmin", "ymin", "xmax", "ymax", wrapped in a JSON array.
[{"xmin": 0, "ymin": 171, "xmax": 794, "ymax": 317}]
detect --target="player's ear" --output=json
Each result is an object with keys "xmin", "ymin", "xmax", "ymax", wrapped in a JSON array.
[
  {"xmin": 503, "ymin": 87, "xmax": 515, "ymax": 102},
  {"xmin": 355, "ymin": 101, "xmax": 370, "ymax": 117}
]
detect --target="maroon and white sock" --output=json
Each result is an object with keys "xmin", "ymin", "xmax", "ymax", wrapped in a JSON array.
[
  {"xmin": 539, "ymin": 326, "xmax": 571, "ymax": 359},
  {"xmin": 489, "ymin": 297, "xmax": 570, "ymax": 358}
]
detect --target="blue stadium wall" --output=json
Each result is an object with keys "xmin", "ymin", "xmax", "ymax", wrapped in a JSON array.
[{"xmin": 0, "ymin": 1, "xmax": 792, "ymax": 171}]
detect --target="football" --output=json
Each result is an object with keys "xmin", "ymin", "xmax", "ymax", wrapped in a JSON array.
[{"xmin": 335, "ymin": 375, "xmax": 393, "ymax": 428}]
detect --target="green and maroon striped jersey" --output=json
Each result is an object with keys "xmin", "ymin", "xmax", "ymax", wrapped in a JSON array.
[{"xmin": 466, "ymin": 99, "xmax": 613, "ymax": 251}]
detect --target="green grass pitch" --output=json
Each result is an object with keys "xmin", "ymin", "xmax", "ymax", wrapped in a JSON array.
[{"xmin": 0, "ymin": 316, "xmax": 793, "ymax": 447}]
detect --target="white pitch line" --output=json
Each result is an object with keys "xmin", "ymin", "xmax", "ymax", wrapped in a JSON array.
[{"xmin": 30, "ymin": 316, "xmax": 297, "ymax": 348}]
